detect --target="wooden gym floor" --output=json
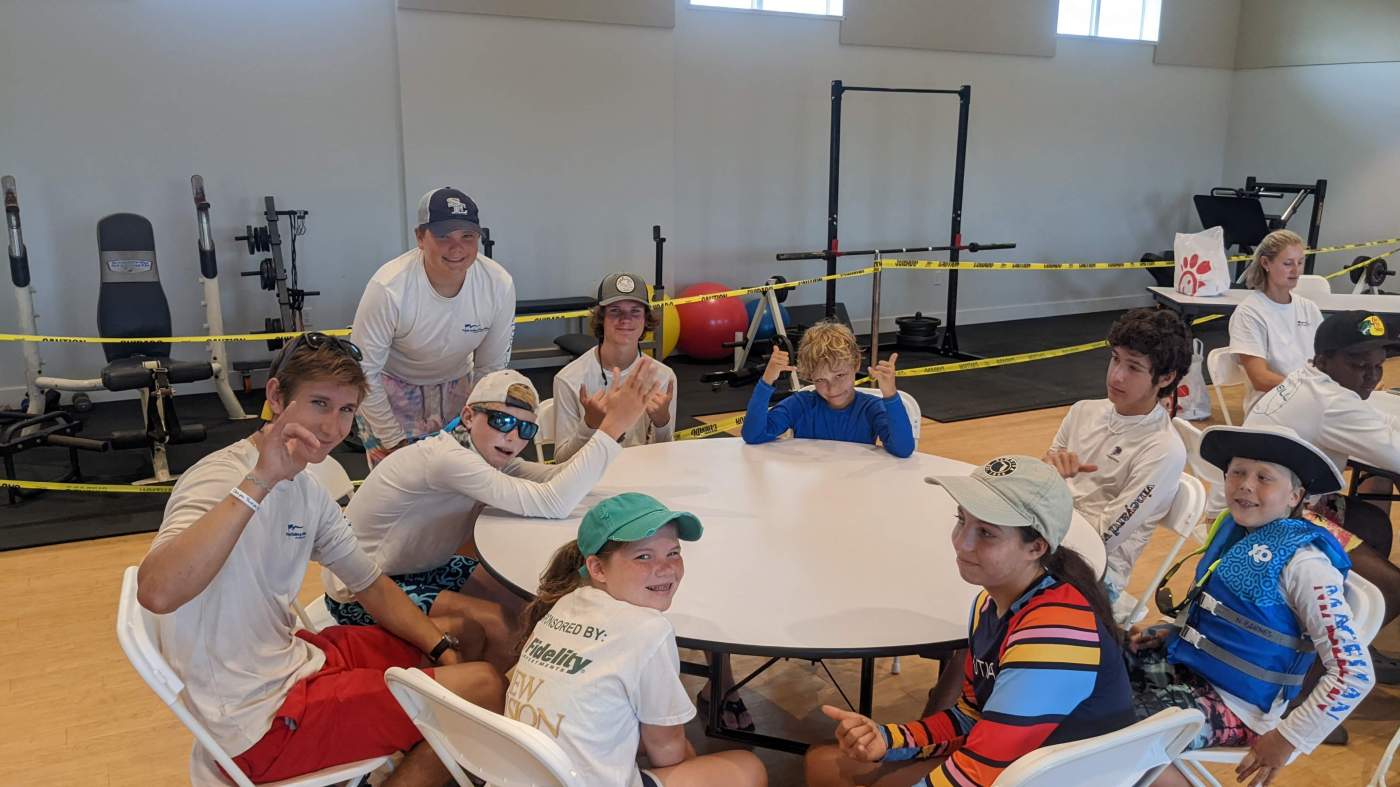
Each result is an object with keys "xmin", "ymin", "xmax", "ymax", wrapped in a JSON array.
[{"xmin": 2, "ymin": 374, "xmax": 1397, "ymax": 786}]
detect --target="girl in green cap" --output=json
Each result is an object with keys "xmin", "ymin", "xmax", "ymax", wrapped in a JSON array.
[{"xmin": 505, "ymin": 493, "xmax": 766, "ymax": 787}]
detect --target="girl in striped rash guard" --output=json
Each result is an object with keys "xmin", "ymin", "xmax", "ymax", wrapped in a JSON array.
[{"xmin": 805, "ymin": 455, "xmax": 1135, "ymax": 787}]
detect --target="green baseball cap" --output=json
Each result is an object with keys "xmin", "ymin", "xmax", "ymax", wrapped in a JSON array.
[
  {"xmin": 925, "ymin": 455, "xmax": 1073, "ymax": 551},
  {"xmin": 578, "ymin": 493, "xmax": 703, "ymax": 576}
]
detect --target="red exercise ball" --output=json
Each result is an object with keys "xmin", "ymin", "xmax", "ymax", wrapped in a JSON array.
[{"xmin": 675, "ymin": 282, "xmax": 748, "ymax": 360}]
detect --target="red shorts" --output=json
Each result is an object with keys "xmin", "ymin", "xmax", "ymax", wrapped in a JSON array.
[{"xmin": 232, "ymin": 626, "xmax": 434, "ymax": 784}]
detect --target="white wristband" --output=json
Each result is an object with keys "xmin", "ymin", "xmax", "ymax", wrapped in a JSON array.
[{"xmin": 230, "ymin": 487, "xmax": 261, "ymax": 513}]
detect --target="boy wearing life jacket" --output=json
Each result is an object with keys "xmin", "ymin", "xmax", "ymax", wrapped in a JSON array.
[{"xmin": 1128, "ymin": 425, "xmax": 1375, "ymax": 787}]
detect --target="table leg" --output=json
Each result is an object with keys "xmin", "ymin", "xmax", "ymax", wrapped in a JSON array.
[
  {"xmin": 859, "ymin": 657, "xmax": 875, "ymax": 717},
  {"xmin": 705, "ymin": 651, "xmax": 724, "ymax": 734}
]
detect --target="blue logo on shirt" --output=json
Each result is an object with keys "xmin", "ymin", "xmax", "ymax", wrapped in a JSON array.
[
  {"xmin": 461, "ymin": 323, "xmax": 489, "ymax": 334},
  {"xmin": 285, "ymin": 522, "xmax": 306, "ymax": 540}
]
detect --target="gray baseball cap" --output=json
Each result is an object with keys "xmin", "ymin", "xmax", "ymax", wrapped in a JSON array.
[
  {"xmin": 926, "ymin": 455, "xmax": 1073, "ymax": 550},
  {"xmin": 597, "ymin": 272, "xmax": 650, "ymax": 307},
  {"xmin": 416, "ymin": 187, "xmax": 481, "ymax": 237}
]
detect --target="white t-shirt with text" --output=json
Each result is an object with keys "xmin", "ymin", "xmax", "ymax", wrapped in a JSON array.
[
  {"xmin": 1228, "ymin": 290, "xmax": 1323, "ymax": 413},
  {"xmin": 148, "ymin": 440, "xmax": 381, "ymax": 756},
  {"xmin": 506, "ymin": 586, "xmax": 695, "ymax": 787}
]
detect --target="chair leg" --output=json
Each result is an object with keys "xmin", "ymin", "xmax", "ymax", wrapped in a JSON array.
[
  {"xmin": 1179, "ymin": 758, "xmax": 1221, "ymax": 787},
  {"xmin": 891, "ymin": 656, "xmax": 901, "ymax": 675}
]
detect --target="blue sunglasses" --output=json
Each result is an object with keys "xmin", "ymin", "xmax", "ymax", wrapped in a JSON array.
[{"xmin": 472, "ymin": 405, "xmax": 540, "ymax": 440}]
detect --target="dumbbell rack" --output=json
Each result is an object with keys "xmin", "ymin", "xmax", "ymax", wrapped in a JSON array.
[{"xmin": 235, "ymin": 196, "xmax": 318, "ymax": 349}]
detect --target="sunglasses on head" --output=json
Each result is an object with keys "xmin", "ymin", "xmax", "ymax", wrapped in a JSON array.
[
  {"xmin": 287, "ymin": 331, "xmax": 363, "ymax": 362},
  {"xmin": 472, "ymin": 405, "xmax": 539, "ymax": 440}
]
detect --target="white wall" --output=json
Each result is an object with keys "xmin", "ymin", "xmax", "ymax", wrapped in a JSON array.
[
  {"xmin": 1, "ymin": 0, "xmax": 1241, "ymax": 400},
  {"xmin": 1222, "ymin": 61, "xmax": 1400, "ymax": 272},
  {"xmin": 671, "ymin": 8, "xmax": 1234, "ymax": 329},
  {"xmin": 0, "ymin": 0, "xmax": 406, "ymax": 400},
  {"xmin": 400, "ymin": 3, "xmax": 1235, "ymax": 341}
]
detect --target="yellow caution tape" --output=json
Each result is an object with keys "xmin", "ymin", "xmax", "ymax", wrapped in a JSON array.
[
  {"xmin": 515, "ymin": 267, "xmax": 880, "ymax": 325},
  {"xmin": 0, "ymin": 326, "xmax": 353, "ymax": 345},
  {"xmin": 4, "ymin": 234, "xmax": 1395, "ymax": 343},
  {"xmin": 1323, "ymin": 247, "xmax": 1400, "ymax": 281},
  {"xmin": 0, "ymin": 478, "xmax": 175, "ymax": 493},
  {"xmin": 1, "ymin": 312, "xmax": 1229, "ymax": 489},
  {"xmin": 661, "ymin": 267, "xmax": 877, "ymax": 309},
  {"xmin": 883, "ymin": 236, "xmax": 1400, "ymax": 273},
  {"xmin": 884, "ymin": 259, "xmax": 1175, "ymax": 272},
  {"xmin": 0, "ymin": 268, "xmax": 875, "ymax": 342},
  {"xmin": 894, "ymin": 340, "xmax": 1111, "ymax": 377},
  {"xmin": 512, "ymin": 309, "xmax": 595, "ymax": 325},
  {"xmin": 0, "ymin": 474, "xmax": 371, "ymax": 494},
  {"xmin": 676, "ymin": 413, "xmax": 746, "ymax": 440}
]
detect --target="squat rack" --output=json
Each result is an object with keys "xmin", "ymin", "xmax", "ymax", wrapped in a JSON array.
[{"xmin": 777, "ymin": 81, "xmax": 1014, "ymax": 361}]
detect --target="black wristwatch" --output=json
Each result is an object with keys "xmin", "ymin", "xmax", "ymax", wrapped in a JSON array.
[{"xmin": 429, "ymin": 633, "xmax": 460, "ymax": 664}]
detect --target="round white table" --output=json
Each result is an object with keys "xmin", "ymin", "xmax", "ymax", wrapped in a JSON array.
[{"xmin": 475, "ymin": 438, "xmax": 1106, "ymax": 750}]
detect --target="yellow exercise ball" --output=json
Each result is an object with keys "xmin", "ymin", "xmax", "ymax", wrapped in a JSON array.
[{"xmin": 644, "ymin": 284, "xmax": 681, "ymax": 359}]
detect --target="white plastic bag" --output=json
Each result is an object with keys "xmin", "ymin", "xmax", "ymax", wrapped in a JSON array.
[
  {"xmin": 1173, "ymin": 226, "xmax": 1229, "ymax": 297},
  {"xmin": 1175, "ymin": 338, "xmax": 1211, "ymax": 420}
]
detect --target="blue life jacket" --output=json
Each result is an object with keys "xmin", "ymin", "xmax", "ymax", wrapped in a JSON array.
[{"xmin": 1167, "ymin": 514, "xmax": 1349, "ymax": 712}]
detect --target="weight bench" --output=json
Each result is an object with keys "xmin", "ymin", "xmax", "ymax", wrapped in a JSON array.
[
  {"xmin": 0, "ymin": 410, "xmax": 109, "ymax": 504},
  {"xmin": 96, "ymin": 213, "xmax": 213, "ymax": 484},
  {"xmin": 514, "ymin": 296, "xmax": 598, "ymax": 361}
]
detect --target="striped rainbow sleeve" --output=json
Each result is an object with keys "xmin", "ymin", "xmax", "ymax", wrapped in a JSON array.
[{"xmin": 883, "ymin": 589, "xmax": 1105, "ymax": 786}]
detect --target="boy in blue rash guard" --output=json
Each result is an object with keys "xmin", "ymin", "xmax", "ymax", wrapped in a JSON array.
[
  {"xmin": 741, "ymin": 321, "xmax": 915, "ymax": 457},
  {"xmin": 1128, "ymin": 425, "xmax": 1374, "ymax": 787}
]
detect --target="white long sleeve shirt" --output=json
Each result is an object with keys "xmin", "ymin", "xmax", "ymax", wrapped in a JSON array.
[
  {"xmin": 1050, "ymin": 399, "xmax": 1186, "ymax": 598},
  {"xmin": 1246, "ymin": 363, "xmax": 1400, "ymax": 476},
  {"xmin": 326, "ymin": 430, "xmax": 621, "ymax": 601},
  {"xmin": 1214, "ymin": 547, "xmax": 1373, "ymax": 754},
  {"xmin": 351, "ymin": 249, "xmax": 516, "ymax": 446},
  {"xmin": 551, "ymin": 350, "xmax": 677, "ymax": 463}
]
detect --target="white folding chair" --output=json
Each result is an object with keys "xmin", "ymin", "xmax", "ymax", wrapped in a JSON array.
[
  {"xmin": 384, "ymin": 666, "xmax": 583, "ymax": 787},
  {"xmin": 805, "ymin": 387, "xmax": 921, "ymax": 442},
  {"xmin": 532, "ymin": 397, "xmax": 556, "ymax": 462},
  {"xmin": 1172, "ymin": 419, "xmax": 1222, "ymax": 488},
  {"xmin": 116, "ymin": 567, "xmax": 389, "ymax": 787},
  {"xmin": 305, "ymin": 456, "xmax": 356, "ymax": 507},
  {"xmin": 1175, "ymin": 573, "xmax": 1385, "ymax": 787},
  {"xmin": 1124, "ymin": 474, "xmax": 1207, "ymax": 627},
  {"xmin": 1173, "ymin": 417, "xmax": 1226, "ymax": 529},
  {"xmin": 1205, "ymin": 347, "xmax": 1250, "ymax": 426},
  {"xmin": 994, "ymin": 708, "xmax": 1203, "ymax": 786},
  {"xmin": 1370, "ymin": 723, "xmax": 1400, "ymax": 787},
  {"xmin": 293, "ymin": 593, "xmax": 337, "ymax": 635},
  {"xmin": 1296, "ymin": 274, "xmax": 1332, "ymax": 301}
]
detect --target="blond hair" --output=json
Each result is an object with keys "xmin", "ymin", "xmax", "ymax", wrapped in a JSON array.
[
  {"xmin": 505, "ymin": 382, "xmax": 539, "ymax": 411},
  {"xmin": 1245, "ymin": 229, "xmax": 1306, "ymax": 290},
  {"xmin": 797, "ymin": 320, "xmax": 862, "ymax": 379}
]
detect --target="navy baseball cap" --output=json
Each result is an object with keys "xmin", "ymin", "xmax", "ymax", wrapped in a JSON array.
[{"xmin": 416, "ymin": 187, "xmax": 481, "ymax": 237}]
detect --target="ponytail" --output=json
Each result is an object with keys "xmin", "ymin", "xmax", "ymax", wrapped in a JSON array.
[
  {"xmin": 513, "ymin": 538, "xmax": 622, "ymax": 660},
  {"xmin": 1021, "ymin": 530, "xmax": 1124, "ymax": 645}
]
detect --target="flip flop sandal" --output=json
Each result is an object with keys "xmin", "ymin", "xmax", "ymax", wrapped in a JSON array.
[{"xmin": 696, "ymin": 693, "xmax": 757, "ymax": 732}]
